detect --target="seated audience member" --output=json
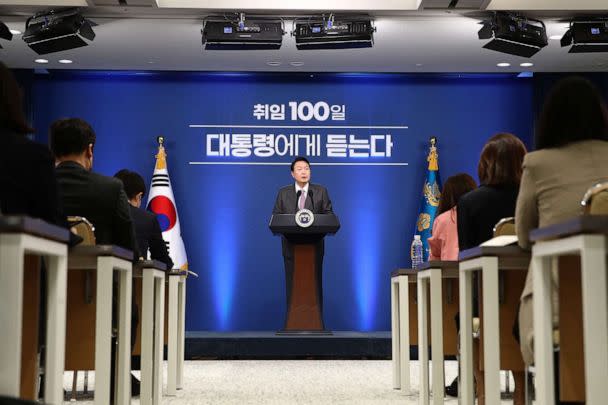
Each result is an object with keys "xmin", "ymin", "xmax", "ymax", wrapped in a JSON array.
[
  {"xmin": 516, "ymin": 76, "xmax": 608, "ymax": 368},
  {"xmin": 49, "ymin": 118, "xmax": 140, "ymax": 397},
  {"xmin": 50, "ymin": 118, "xmax": 136, "ymax": 252},
  {"xmin": 452, "ymin": 133, "xmax": 527, "ymax": 404},
  {"xmin": 114, "ymin": 169, "xmax": 173, "ymax": 270},
  {"xmin": 428, "ymin": 173, "xmax": 477, "ymax": 260},
  {"xmin": 458, "ymin": 133, "xmax": 527, "ymax": 249},
  {"xmin": 0, "ymin": 61, "xmax": 62, "ymax": 225}
]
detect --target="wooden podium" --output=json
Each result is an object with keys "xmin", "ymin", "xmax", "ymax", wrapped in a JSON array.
[{"xmin": 269, "ymin": 213, "xmax": 340, "ymax": 334}]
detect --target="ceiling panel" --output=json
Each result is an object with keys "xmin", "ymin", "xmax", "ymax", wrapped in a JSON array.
[
  {"xmin": 1, "ymin": 16, "xmax": 607, "ymax": 73},
  {"xmin": 155, "ymin": 0, "xmax": 422, "ymax": 10},
  {"xmin": 487, "ymin": 0, "xmax": 608, "ymax": 10}
]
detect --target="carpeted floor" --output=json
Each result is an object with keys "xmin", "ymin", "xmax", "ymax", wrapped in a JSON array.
[{"xmin": 63, "ymin": 360, "xmax": 517, "ymax": 404}]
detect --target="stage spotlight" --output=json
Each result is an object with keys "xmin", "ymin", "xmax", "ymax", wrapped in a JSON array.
[
  {"xmin": 0, "ymin": 21, "xmax": 13, "ymax": 48},
  {"xmin": 478, "ymin": 12, "xmax": 547, "ymax": 58},
  {"xmin": 292, "ymin": 14, "xmax": 375, "ymax": 50},
  {"xmin": 22, "ymin": 9, "xmax": 95, "ymax": 55},
  {"xmin": 201, "ymin": 13, "xmax": 284, "ymax": 50},
  {"xmin": 561, "ymin": 20, "xmax": 608, "ymax": 53}
]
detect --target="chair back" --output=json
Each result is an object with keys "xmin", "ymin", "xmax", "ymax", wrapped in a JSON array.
[
  {"xmin": 493, "ymin": 217, "xmax": 515, "ymax": 237},
  {"xmin": 67, "ymin": 216, "xmax": 96, "ymax": 246},
  {"xmin": 65, "ymin": 217, "xmax": 97, "ymax": 372},
  {"xmin": 581, "ymin": 181, "xmax": 608, "ymax": 215}
]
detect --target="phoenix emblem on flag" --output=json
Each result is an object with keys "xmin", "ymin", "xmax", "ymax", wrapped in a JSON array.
[
  {"xmin": 423, "ymin": 181, "xmax": 441, "ymax": 207},
  {"xmin": 417, "ymin": 213, "xmax": 431, "ymax": 232}
]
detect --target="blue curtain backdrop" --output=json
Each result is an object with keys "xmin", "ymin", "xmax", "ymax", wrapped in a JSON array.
[{"xmin": 29, "ymin": 71, "xmax": 534, "ymax": 331}]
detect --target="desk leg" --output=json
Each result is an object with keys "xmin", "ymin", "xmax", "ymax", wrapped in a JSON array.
[
  {"xmin": 177, "ymin": 278, "xmax": 186, "ymax": 390},
  {"xmin": 94, "ymin": 259, "xmax": 114, "ymax": 405},
  {"xmin": 391, "ymin": 278, "xmax": 400, "ymax": 389},
  {"xmin": 429, "ymin": 269, "xmax": 444, "ymax": 405},
  {"xmin": 141, "ymin": 270, "xmax": 154, "ymax": 405},
  {"xmin": 0, "ymin": 235, "xmax": 24, "ymax": 398},
  {"xmin": 44, "ymin": 253, "xmax": 68, "ymax": 405},
  {"xmin": 155, "ymin": 277, "xmax": 166, "ymax": 404},
  {"xmin": 418, "ymin": 278, "xmax": 430, "ymax": 405},
  {"xmin": 580, "ymin": 235, "xmax": 608, "ymax": 404},
  {"xmin": 399, "ymin": 276, "xmax": 410, "ymax": 392},
  {"xmin": 116, "ymin": 267, "xmax": 132, "ymax": 405},
  {"xmin": 482, "ymin": 257, "xmax": 500, "ymax": 403},
  {"xmin": 532, "ymin": 253, "xmax": 555, "ymax": 405},
  {"xmin": 459, "ymin": 269, "xmax": 474, "ymax": 405},
  {"xmin": 167, "ymin": 276, "xmax": 178, "ymax": 396}
]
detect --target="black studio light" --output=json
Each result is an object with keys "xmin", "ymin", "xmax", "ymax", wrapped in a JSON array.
[
  {"xmin": 0, "ymin": 21, "xmax": 13, "ymax": 49},
  {"xmin": 561, "ymin": 19, "xmax": 608, "ymax": 53},
  {"xmin": 478, "ymin": 12, "xmax": 547, "ymax": 58},
  {"xmin": 293, "ymin": 14, "xmax": 376, "ymax": 50},
  {"xmin": 202, "ymin": 13, "xmax": 284, "ymax": 50},
  {"xmin": 22, "ymin": 9, "xmax": 95, "ymax": 55}
]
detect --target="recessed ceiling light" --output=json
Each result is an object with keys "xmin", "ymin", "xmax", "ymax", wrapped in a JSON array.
[
  {"xmin": 58, "ymin": 59, "xmax": 73, "ymax": 64},
  {"xmin": 9, "ymin": 29, "xmax": 21, "ymax": 35},
  {"xmin": 549, "ymin": 35, "xmax": 562, "ymax": 40},
  {"xmin": 267, "ymin": 61, "xmax": 281, "ymax": 66},
  {"xmin": 290, "ymin": 61, "xmax": 304, "ymax": 67},
  {"xmin": 520, "ymin": 62, "xmax": 534, "ymax": 67},
  {"xmin": 34, "ymin": 59, "xmax": 49, "ymax": 64},
  {"xmin": 415, "ymin": 63, "xmax": 423, "ymax": 67},
  {"xmin": 497, "ymin": 62, "xmax": 511, "ymax": 67}
]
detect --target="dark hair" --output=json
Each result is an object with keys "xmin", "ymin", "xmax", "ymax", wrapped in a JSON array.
[
  {"xmin": 536, "ymin": 76, "xmax": 608, "ymax": 149},
  {"xmin": 478, "ymin": 133, "xmax": 527, "ymax": 186},
  {"xmin": 49, "ymin": 118, "xmax": 96, "ymax": 158},
  {"xmin": 290, "ymin": 156, "xmax": 310, "ymax": 172},
  {"xmin": 437, "ymin": 173, "xmax": 477, "ymax": 216},
  {"xmin": 0, "ymin": 61, "xmax": 34, "ymax": 134},
  {"xmin": 114, "ymin": 169, "xmax": 146, "ymax": 200}
]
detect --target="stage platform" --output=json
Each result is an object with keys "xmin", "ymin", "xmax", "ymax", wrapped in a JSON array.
[{"xmin": 185, "ymin": 331, "xmax": 394, "ymax": 360}]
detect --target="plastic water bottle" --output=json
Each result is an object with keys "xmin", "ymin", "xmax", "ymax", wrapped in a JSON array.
[{"xmin": 411, "ymin": 235, "xmax": 424, "ymax": 270}]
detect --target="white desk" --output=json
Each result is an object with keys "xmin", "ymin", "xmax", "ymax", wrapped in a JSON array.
[
  {"xmin": 0, "ymin": 216, "xmax": 69, "ymax": 405},
  {"xmin": 391, "ymin": 269, "xmax": 416, "ymax": 392},
  {"xmin": 530, "ymin": 216, "xmax": 608, "ymax": 405},
  {"xmin": 136, "ymin": 260, "xmax": 167, "ymax": 405},
  {"xmin": 167, "ymin": 270, "xmax": 188, "ymax": 395},
  {"xmin": 458, "ymin": 246, "xmax": 529, "ymax": 405},
  {"xmin": 417, "ymin": 261, "xmax": 459, "ymax": 405},
  {"xmin": 68, "ymin": 245, "xmax": 133, "ymax": 405}
]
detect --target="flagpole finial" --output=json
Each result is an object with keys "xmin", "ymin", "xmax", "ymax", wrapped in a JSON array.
[
  {"xmin": 155, "ymin": 137, "xmax": 167, "ymax": 170},
  {"xmin": 427, "ymin": 136, "xmax": 439, "ymax": 171}
]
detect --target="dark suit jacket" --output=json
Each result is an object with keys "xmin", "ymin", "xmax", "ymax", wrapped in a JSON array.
[
  {"xmin": 272, "ymin": 183, "xmax": 333, "ymax": 259},
  {"xmin": 55, "ymin": 161, "xmax": 136, "ymax": 254},
  {"xmin": 457, "ymin": 184, "xmax": 519, "ymax": 250},
  {"xmin": 272, "ymin": 183, "xmax": 333, "ymax": 215},
  {"xmin": 0, "ymin": 129, "xmax": 63, "ymax": 225},
  {"xmin": 129, "ymin": 205, "xmax": 174, "ymax": 270}
]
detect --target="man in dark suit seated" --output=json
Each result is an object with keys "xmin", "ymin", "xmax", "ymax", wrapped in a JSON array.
[
  {"xmin": 49, "ymin": 118, "xmax": 140, "ymax": 398},
  {"xmin": 114, "ymin": 169, "xmax": 173, "ymax": 270},
  {"xmin": 272, "ymin": 156, "xmax": 334, "ymax": 314},
  {"xmin": 50, "ymin": 118, "xmax": 136, "ymax": 252}
]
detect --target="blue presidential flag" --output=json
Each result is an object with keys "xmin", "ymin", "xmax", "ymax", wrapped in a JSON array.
[{"xmin": 414, "ymin": 137, "xmax": 442, "ymax": 262}]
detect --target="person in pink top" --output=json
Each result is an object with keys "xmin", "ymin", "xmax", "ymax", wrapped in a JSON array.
[{"xmin": 428, "ymin": 173, "xmax": 477, "ymax": 261}]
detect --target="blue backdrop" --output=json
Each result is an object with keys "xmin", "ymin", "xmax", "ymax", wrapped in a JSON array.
[{"xmin": 31, "ymin": 71, "xmax": 534, "ymax": 331}]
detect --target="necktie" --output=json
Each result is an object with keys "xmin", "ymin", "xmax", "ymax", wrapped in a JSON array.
[{"xmin": 299, "ymin": 190, "xmax": 306, "ymax": 210}]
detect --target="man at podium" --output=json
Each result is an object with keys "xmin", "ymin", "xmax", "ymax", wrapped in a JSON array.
[{"xmin": 272, "ymin": 156, "xmax": 334, "ymax": 323}]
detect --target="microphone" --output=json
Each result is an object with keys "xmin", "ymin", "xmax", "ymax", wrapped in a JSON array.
[
  {"xmin": 296, "ymin": 190, "xmax": 302, "ymax": 211},
  {"xmin": 309, "ymin": 189, "xmax": 315, "ymax": 212}
]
